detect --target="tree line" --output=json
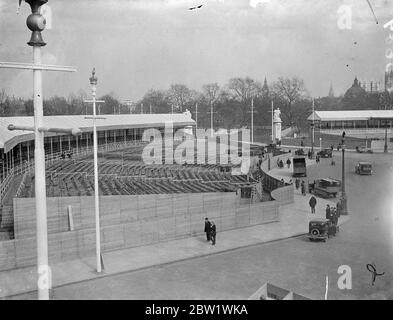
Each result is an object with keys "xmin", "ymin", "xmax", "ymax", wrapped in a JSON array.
[{"xmin": 1, "ymin": 76, "xmax": 392, "ymax": 132}]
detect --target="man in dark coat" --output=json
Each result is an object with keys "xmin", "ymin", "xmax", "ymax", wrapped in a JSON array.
[
  {"xmin": 210, "ymin": 222, "xmax": 216, "ymax": 245},
  {"xmin": 336, "ymin": 200, "xmax": 342, "ymax": 217},
  {"xmin": 325, "ymin": 205, "xmax": 331, "ymax": 220},
  {"xmin": 309, "ymin": 196, "xmax": 317, "ymax": 214},
  {"xmin": 286, "ymin": 158, "xmax": 291, "ymax": 168},
  {"xmin": 301, "ymin": 180, "xmax": 306, "ymax": 196},
  {"xmin": 204, "ymin": 217, "xmax": 211, "ymax": 241}
]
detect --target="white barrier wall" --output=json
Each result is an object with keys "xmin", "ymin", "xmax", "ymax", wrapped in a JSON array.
[{"xmin": 0, "ymin": 192, "xmax": 280, "ymax": 271}]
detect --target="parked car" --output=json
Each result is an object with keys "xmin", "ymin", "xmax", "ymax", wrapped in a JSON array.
[
  {"xmin": 295, "ymin": 148, "xmax": 305, "ymax": 156},
  {"xmin": 356, "ymin": 146, "xmax": 373, "ymax": 153},
  {"xmin": 317, "ymin": 148, "xmax": 332, "ymax": 158},
  {"xmin": 308, "ymin": 178, "xmax": 341, "ymax": 198},
  {"xmin": 355, "ymin": 162, "xmax": 372, "ymax": 175},
  {"xmin": 308, "ymin": 219, "xmax": 330, "ymax": 242}
]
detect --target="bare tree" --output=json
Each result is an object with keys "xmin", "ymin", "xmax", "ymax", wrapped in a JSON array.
[
  {"xmin": 202, "ymin": 83, "xmax": 220, "ymax": 104},
  {"xmin": 272, "ymin": 77, "xmax": 307, "ymax": 126},
  {"xmin": 0, "ymin": 89, "xmax": 11, "ymax": 117},
  {"xmin": 167, "ymin": 84, "xmax": 192, "ymax": 112},
  {"xmin": 227, "ymin": 77, "xmax": 261, "ymax": 103}
]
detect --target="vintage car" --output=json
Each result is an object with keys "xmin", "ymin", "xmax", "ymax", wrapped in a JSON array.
[
  {"xmin": 295, "ymin": 148, "xmax": 305, "ymax": 156},
  {"xmin": 317, "ymin": 148, "xmax": 332, "ymax": 158},
  {"xmin": 355, "ymin": 162, "xmax": 372, "ymax": 175},
  {"xmin": 356, "ymin": 146, "xmax": 373, "ymax": 154},
  {"xmin": 308, "ymin": 219, "xmax": 330, "ymax": 241},
  {"xmin": 308, "ymin": 178, "xmax": 341, "ymax": 198}
]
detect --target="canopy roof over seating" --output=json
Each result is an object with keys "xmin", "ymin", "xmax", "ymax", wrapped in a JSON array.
[
  {"xmin": 307, "ymin": 110, "xmax": 393, "ymax": 122},
  {"xmin": 0, "ymin": 113, "xmax": 195, "ymax": 153}
]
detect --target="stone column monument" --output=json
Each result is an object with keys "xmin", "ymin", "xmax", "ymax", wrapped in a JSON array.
[{"xmin": 273, "ymin": 108, "xmax": 282, "ymax": 143}]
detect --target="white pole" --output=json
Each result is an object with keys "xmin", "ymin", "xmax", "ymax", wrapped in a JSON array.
[
  {"xmin": 251, "ymin": 97, "xmax": 254, "ymax": 144},
  {"xmin": 271, "ymin": 101, "xmax": 274, "ymax": 143},
  {"xmin": 320, "ymin": 137, "xmax": 322, "ymax": 150},
  {"xmin": 33, "ymin": 46, "xmax": 50, "ymax": 300},
  {"xmin": 210, "ymin": 100, "xmax": 213, "ymax": 137},
  {"xmin": 195, "ymin": 102, "xmax": 198, "ymax": 130},
  {"xmin": 91, "ymin": 79, "xmax": 102, "ymax": 273},
  {"xmin": 312, "ymin": 98, "xmax": 315, "ymax": 152}
]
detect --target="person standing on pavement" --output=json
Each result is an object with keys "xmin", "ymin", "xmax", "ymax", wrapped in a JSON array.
[
  {"xmin": 309, "ymin": 196, "xmax": 317, "ymax": 214},
  {"xmin": 210, "ymin": 222, "xmax": 216, "ymax": 245},
  {"xmin": 295, "ymin": 178, "xmax": 300, "ymax": 189},
  {"xmin": 286, "ymin": 158, "xmax": 291, "ymax": 168},
  {"xmin": 325, "ymin": 204, "xmax": 331, "ymax": 220},
  {"xmin": 301, "ymin": 180, "xmax": 306, "ymax": 196},
  {"xmin": 336, "ymin": 199, "xmax": 342, "ymax": 217},
  {"xmin": 204, "ymin": 217, "xmax": 211, "ymax": 241}
]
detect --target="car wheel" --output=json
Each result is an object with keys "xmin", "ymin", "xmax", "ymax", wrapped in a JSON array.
[{"xmin": 311, "ymin": 229, "xmax": 320, "ymax": 237}]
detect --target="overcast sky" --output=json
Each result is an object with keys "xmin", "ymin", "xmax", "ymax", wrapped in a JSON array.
[{"xmin": 0, "ymin": 0, "xmax": 391, "ymax": 100}]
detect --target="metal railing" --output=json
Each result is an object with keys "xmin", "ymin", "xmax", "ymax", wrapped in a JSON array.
[{"xmin": 0, "ymin": 168, "xmax": 15, "ymax": 205}]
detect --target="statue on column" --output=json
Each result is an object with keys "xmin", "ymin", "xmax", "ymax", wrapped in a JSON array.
[
  {"xmin": 273, "ymin": 108, "xmax": 282, "ymax": 123},
  {"xmin": 273, "ymin": 108, "xmax": 282, "ymax": 143}
]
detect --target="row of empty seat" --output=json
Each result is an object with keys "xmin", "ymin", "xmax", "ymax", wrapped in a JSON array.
[{"xmin": 18, "ymin": 158, "xmax": 255, "ymax": 198}]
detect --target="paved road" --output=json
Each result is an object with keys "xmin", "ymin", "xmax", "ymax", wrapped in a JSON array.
[{"xmin": 9, "ymin": 151, "xmax": 393, "ymax": 300}]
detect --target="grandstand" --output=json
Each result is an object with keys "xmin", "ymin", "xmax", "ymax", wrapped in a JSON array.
[{"xmin": 0, "ymin": 113, "xmax": 275, "ymax": 243}]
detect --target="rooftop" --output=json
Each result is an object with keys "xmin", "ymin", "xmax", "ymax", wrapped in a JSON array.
[
  {"xmin": 307, "ymin": 110, "xmax": 393, "ymax": 122},
  {"xmin": 0, "ymin": 113, "xmax": 195, "ymax": 152}
]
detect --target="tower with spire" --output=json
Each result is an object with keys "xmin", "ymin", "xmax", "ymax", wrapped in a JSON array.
[
  {"xmin": 262, "ymin": 76, "xmax": 269, "ymax": 98},
  {"xmin": 328, "ymin": 82, "xmax": 334, "ymax": 98}
]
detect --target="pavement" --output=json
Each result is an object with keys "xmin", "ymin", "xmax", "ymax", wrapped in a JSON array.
[{"xmin": 0, "ymin": 159, "xmax": 350, "ymax": 299}]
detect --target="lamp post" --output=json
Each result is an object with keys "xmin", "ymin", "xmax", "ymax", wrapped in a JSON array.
[
  {"xmin": 251, "ymin": 97, "xmax": 254, "ymax": 144},
  {"xmin": 271, "ymin": 101, "xmax": 274, "ymax": 143},
  {"xmin": 319, "ymin": 137, "xmax": 322, "ymax": 150},
  {"xmin": 384, "ymin": 126, "xmax": 388, "ymax": 153},
  {"xmin": 210, "ymin": 100, "xmax": 214, "ymax": 136},
  {"xmin": 311, "ymin": 99, "xmax": 315, "ymax": 156},
  {"xmin": 341, "ymin": 131, "xmax": 348, "ymax": 215},
  {"xmin": 85, "ymin": 69, "xmax": 105, "ymax": 273},
  {"xmin": 0, "ymin": 0, "xmax": 77, "ymax": 300},
  {"xmin": 208, "ymin": 100, "xmax": 217, "ymax": 137}
]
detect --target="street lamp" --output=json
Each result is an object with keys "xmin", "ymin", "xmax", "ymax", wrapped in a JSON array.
[
  {"xmin": 311, "ymin": 99, "xmax": 315, "ymax": 156},
  {"xmin": 319, "ymin": 137, "xmax": 322, "ymax": 150},
  {"xmin": 384, "ymin": 125, "xmax": 388, "ymax": 153},
  {"xmin": 341, "ymin": 131, "xmax": 348, "ymax": 215},
  {"xmin": 1, "ymin": 0, "xmax": 77, "ymax": 300},
  {"xmin": 85, "ymin": 69, "xmax": 105, "ymax": 273}
]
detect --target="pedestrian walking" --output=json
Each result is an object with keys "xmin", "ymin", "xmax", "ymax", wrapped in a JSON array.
[
  {"xmin": 204, "ymin": 217, "xmax": 211, "ymax": 241},
  {"xmin": 286, "ymin": 158, "xmax": 291, "ymax": 168},
  {"xmin": 295, "ymin": 178, "xmax": 300, "ymax": 189},
  {"xmin": 309, "ymin": 195, "xmax": 317, "ymax": 214},
  {"xmin": 210, "ymin": 222, "xmax": 216, "ymax": 245},
  {"xmin": 316, "ymin": 155, "xmax": 320, "ymax": 164},
  {"xmin": 325, "ymin": 204, "xmax": 331, "ymax": 220},
  {"xmin": 336, "ymin": 199, "xmax": 342, "ymax": 217},
  {"xmin": 279, "ymin": 160, "xmax": 284, "ymax": 168},
  {"xmin": 301, "ymin": 180, "xmax": 306, "ymax": 196}
]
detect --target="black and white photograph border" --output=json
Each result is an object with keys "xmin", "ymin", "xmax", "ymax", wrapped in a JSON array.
[{"xmin": 0, "ymin": 0, "xmax": 393, "ymax": 302}]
